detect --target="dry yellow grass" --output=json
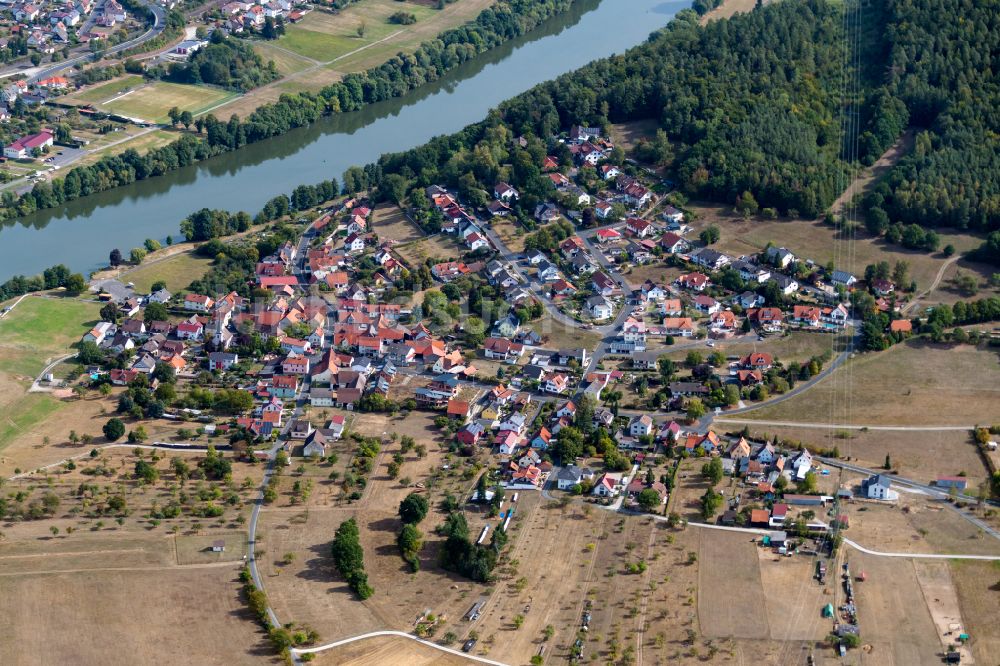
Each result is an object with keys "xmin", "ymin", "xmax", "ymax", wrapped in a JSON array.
[{"xmin": 743, "ymin": 340, "xmax": 1000, "ymax": 426}]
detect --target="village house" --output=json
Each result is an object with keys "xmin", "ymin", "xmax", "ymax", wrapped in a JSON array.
[
  {"xmin": 765, "ymin": 246, "xmax": 796, "ymax": 268},
  {"xmin": 208, "ymin": 351, "xmax": 238, "ymax": 372},
  {"xmin": 861, "ymin": 474, "xmax": 898, "ymax": 501},
  {"xmin": 4, "ymin": 130, "xmax": 53, "ymax": 159},
  {"xmin": 587, "ymin": 295, "xmax": 612, "ymax": 320},
  {"xmin": 689, "ymin": 247, "xmax": 731, "ymax": 271},
  {"xmin": 676, "ymin": 272, "xmax": 710, "ymax": 291}
]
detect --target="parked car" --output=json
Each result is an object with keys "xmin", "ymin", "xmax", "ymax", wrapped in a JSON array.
[{"xmin": 462, "ymin": 639, "xmax": 477, "ymax": 653}]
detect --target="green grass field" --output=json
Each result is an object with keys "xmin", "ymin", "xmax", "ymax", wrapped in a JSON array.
[
  {"xmin": 278, "ymin": 0, "xmax": 436, "ymax": 63},
  {"xmin": 69, "ymin": 75, "xmax": 146, "ymax": 104},
  {"xmin": 252, "ymin": 42, "xmax": 316, "ymax": 76},
  {"xmin": 123, "ymin": 251, "xmax": 213, "ymax": 293},
  {"xmin": 0, "ymin": 393, "xmax": 64, "ymax": 454},
  {"xmin": 0, "ymin": 297, "xmax": 100, "ymax": 378},
  {"xmin": 101, "ymin": 82, "xmax": 239, "ymax": 124}
]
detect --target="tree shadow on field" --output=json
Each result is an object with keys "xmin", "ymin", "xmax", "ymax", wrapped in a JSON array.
[
  {"xmin": 295, "ymin": 539, "xmax": 346, "ymax": 592},
  {"xmin": 366, "ymin": 516, "xmax": 399, "ymax": 533}
]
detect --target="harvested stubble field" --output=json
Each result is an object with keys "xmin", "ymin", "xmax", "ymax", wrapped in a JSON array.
[
  {"xmin": 840, "ymin": 500, "xmax": 1000, "ymax": 557},
  {"xmin": 698, "ymin": 530, "xmax": 770, "ymax": 640},
  {"xmin": 0, "ymin": 565, "xmax": 268, "ymax": 666},
  {"xmin": 743, "ymin": 340, "xmax": 1000, "ymax": 426}
]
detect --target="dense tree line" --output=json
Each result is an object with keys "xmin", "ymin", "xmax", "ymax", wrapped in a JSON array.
[
  {"xmin": 0, "ymin": 263, "xmax": 86, "ymax": 301},
  {"xmin": 331, "ymin": 517, "xmax": 374, "ymax": 599},
  {"xmin": 861, "ymin": 0, "xmax": 1000, "ymax": 261},
  {"xmin": 0, "ymin": 0, "xmax": 577, "ymax": 222}
]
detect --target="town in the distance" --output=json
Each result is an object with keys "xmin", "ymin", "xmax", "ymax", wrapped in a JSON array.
[{"xmin": 0, "ymin": 0, "xmax": 997, "ymax": 664}]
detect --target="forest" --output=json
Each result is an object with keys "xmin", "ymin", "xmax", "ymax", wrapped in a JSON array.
[
  {"xmin": 861, "ymin": 0, "xmax": 1000, "ymax": 262},
  {"xmin": 377, "ymin": 1, "xmax": 857, "ymax": 218}
]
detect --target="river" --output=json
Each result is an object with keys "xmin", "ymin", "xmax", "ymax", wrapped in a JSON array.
[{"xmin": 0, "ymin": 0, "xmax": 686, "ymax": 281}]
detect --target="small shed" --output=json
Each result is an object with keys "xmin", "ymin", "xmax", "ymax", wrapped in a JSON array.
[
  {"xmin": 769, "ymin": 531, "xmax": 787, "ymax": 547},
  {"xmin": 211, "ymin": 540, "xmax": 226, "ymax": 553}
]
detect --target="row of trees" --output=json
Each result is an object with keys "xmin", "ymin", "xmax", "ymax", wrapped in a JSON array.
[
  {"xmin": 331, "ymin": 517, "xmax": 374, "ymax": 599},
  {"xmin": 0, "ymin": 263, "xmax": 87, "ymax": 301}
]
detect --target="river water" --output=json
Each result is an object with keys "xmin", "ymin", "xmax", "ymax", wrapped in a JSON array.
[{"xmin": 0, "ymin": 0, "xmax": 685, "ymax": 281}]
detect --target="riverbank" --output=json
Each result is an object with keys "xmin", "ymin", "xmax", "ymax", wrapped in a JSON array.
[
  {"xmin": 0, "ymin": 0, "xmax": 683, "ymax": 282},
  {"xmin": 0, "ymin": 0, "xmax": 579, "ymax": 235}
]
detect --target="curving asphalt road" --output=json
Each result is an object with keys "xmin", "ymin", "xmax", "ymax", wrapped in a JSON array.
[{"xmin": 27, "ymin": 1, "xmax": 166, "ymax": 84}]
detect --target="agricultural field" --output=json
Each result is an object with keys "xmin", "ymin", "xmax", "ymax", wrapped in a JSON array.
[
  {"xmin": 742, "ymin": 340, "xmax": 1000, "ymax": 426},
  {"xmin": 698, "ymin": 530, "xmax": 770, "ymax": 639},
  {"xmin": 308, "ymin": 635, "xmax": 475, "ymax": 665},
  {"xmin": 950, "ymin": 560, "xmax": 1000, "ymax": 664},
  {"xmin": 0, "ymin": 566, "xmax": 266, "ymax": 665},
  {"xmin": 99, "ymin": 82, "xmax": 239, "ymax": 124},
  {"xmin": 849, "ymin": 552, "xmax": 944, "ymax": 665},
  {"xmin": 656, "ymin": 330, "xmax": 840, "ymax": 368}
]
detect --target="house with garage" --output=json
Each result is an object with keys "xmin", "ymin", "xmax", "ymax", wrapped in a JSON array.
[{"xmin": 662, "ymin": 317, "xmax": 695, "ymax": 337}]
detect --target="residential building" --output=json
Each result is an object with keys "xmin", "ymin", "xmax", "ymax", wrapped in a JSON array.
[{"xmin": 861, "ymin": 474, "xmax": 898, "ymax": 501}]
